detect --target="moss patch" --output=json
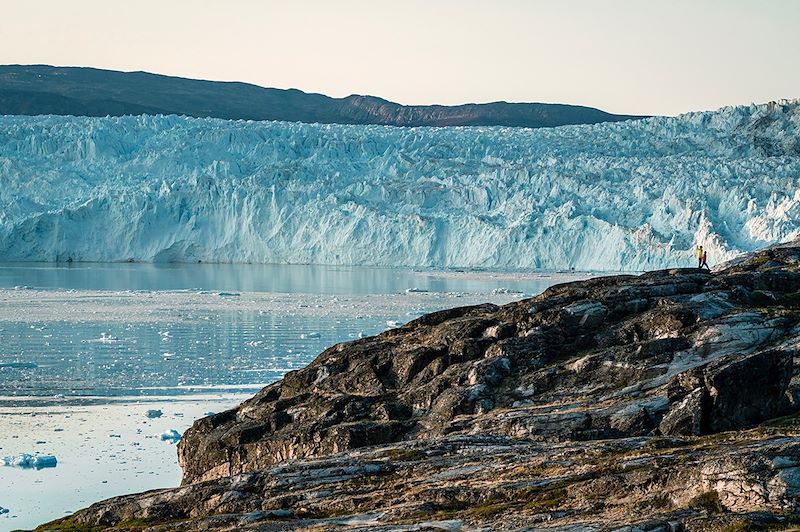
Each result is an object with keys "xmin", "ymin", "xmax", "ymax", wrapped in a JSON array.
[
  {"xmin": 33, "ymin": 517, "xmax": 107, "ymax": 532},
  {"xmin": 382, "ymin": 448, "xmax": 426, "ymax": 461},
  {"xmin": 688, "ymin": 490, "xmax": 726, "ymax": 514},
  {"xmin": 722, "ymin": 520, "xmax": 755, "ymax": 532}
]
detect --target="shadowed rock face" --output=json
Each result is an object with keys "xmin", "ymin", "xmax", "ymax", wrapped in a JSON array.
[{"xmin": 43, "ymin": 242, "xmax": 800, "ymax": 530}]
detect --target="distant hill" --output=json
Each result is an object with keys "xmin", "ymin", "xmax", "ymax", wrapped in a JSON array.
[{"xmin": 0, "ymin": 65, "xmax": 644, "ymax": 127}]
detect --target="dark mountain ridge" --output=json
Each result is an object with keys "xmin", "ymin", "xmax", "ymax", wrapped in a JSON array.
[{"xmin": 0, "ymin": 64, "xmax": 645, "ymax": 127}]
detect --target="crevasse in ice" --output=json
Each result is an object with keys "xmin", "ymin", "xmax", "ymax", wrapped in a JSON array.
[{"xmin": 0, "ymin": 100, "xmax": 798, "ymax": 270}]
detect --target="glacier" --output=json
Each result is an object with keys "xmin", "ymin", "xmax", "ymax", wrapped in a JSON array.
[{"xmin": 0, "ymin": 100, "xmax": 798, "ymax": 271}]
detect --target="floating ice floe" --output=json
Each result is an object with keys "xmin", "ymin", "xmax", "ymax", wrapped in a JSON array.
[
  {"xmin": 386, "ymin": 320, "xmax": 402, "ymax": 328},
  {"xmin": 405, "ymin": 287, "xmax": 429, "ymax": 293},
  {"xmin": 0, "ymin": 361, "xmax": 38, "ymax": 369},
  {"xmin": 83, "ymin": 332, "xmax": 119, "ymax": 344},
  {"xmin": 217, "ymin": 292, "xmax": 240, "ymax": 297},
  {"xmin": 300, "ymin": 332, "xmax": 321, "ymax": 339},
  {"xmin": 160, "ymin": 429, "xmax": 181, "ymax": 443},
  {"xmin": 145, "ymin": 409, "xmax": 163, "ymax": 418},
  {"xmin": 2, "ymin": 453, "xmax": 58, "ymax": 469},
  {"xmin": 0, "ymin": 506, "xmax": 8, "ymax": 515},
  {"xmin": 491, "ymin": 287, "xmax": 524, "ymax": 295}
]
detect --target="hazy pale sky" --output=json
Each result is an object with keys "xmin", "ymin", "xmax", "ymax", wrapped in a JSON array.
[{"xmin": 1, "ymin": 0, "xmax": 798, "ymax": 115}]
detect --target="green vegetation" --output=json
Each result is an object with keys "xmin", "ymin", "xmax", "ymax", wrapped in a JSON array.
[
  {"xmin": 464, "ymin": 502, "xmax": 514, "ymax": 518},
  {"xmin": 33, "ymin": 517, "xmax": 106, "ymax": 532},
  {"xmin": 32, "ymin": 516, "xmax": 189, "ymax": 531},
  {"xmin": 407, "ymin": 481, "xmax": 572, "ymax": 524},
  {"xmin": 722, "ymin": 520, "xmax": 755, "ymax": 532},
  {"xmin": 522, "ymin": 487, "xmax": 568, "ymax": 511},
  {"xmin": 382, "ymin": 448, "xmax": 427, "ymax": 461},
  {"xmin": 688, "ymin": 490, "xmax": 726, "ymax": 514}
]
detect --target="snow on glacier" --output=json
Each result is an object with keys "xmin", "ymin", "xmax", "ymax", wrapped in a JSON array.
[{"xmin": 0, "ymin": 100, "xmax": 798, "ymax": 270}]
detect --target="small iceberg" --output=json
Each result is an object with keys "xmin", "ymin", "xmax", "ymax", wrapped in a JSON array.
[
  {"xmin": 2, "ymin": 453, "xmax": 58, "ymax": 469},
  {"xmin": 146, "ymin": 409, "xmax": 163, "ymax": 418},
  {"xmin": 0, "ymin": 362, "xmax": 38, "ymax": 369},
  {"xmin": 160, "ymin": 429, "xmax": 181, "ymax": 443},
  {"xmin": 386, "ymin": 320, "xmax": 402, "ymax": 328},
  {"xmin": 84, "ymin": 333, "xmax": 119, "ymax": 344},
  {"xmin": 0, "ymin": 506, "xmax": 8, "ymax": 515},
  {"xmin": 490, "ymin": 287, "xmax": 523, "ymax": 295},
  {"xmin": 405, "ymin": 287, "xmax": 429, "ymax": 293},
  {"xmin": 300, "ymin": 332, "xmax": 321, "ymax": 339}
]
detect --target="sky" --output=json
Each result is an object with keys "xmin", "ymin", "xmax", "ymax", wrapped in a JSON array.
[{"xmin": 1, "ymin": 0, "xmax": 798, "ymax": 116}]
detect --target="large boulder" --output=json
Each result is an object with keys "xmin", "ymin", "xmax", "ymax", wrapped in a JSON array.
[
  {"xmin": 173, "ymin": 243, "xmax": 800, "ymax": 488},
  {"xmin": 704, "ymin": 349, "xmax": 793, "ymax": 432}
]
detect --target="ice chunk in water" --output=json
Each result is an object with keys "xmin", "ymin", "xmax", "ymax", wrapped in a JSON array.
[
  {"xmin": 160, "ymin": 429, "xmax": 181, "ymax": 443},
  {"xmin": 2, "ymin": 453, "xmax": 58, "ymax": 469},
  {"xmin": 146, "ymin": 409, "xmax": 163, "ymax": 418},
  {"xmin": 0, "ymin": 362, "xmax": 38, "ymax": 369},
  {"xmin": 300, "ymin": 332, "xmax": 321, "ymax": 339}
]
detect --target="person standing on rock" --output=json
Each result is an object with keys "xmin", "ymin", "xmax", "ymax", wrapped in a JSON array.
[
  {"xmin": 701, "ymin": 249, "xmax": 710, "ymax": 270},
  {"xmin": 697, "ymin": 245, "xmax": 704, "ymax": 268}
]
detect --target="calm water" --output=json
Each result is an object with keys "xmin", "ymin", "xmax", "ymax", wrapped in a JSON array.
[
  {"xmin": 0, "ymin": 262, "xmax": 580, "ymax": 530},
  {"xmin": 0, "ymin": 262, "xmax": 545, "ymax": 294},
  {"xmin": 0, "ymin": 262, "xmax": 568, "ymax": 403},
  {"xmin": 0, "ymin": 313, "xmax": 378, "ymax": 400}
]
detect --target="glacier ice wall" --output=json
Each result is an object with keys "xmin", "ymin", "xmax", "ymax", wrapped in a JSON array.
[{"xmin": 0, "ymin": 100, "xmax": 798, "ymax": 270}]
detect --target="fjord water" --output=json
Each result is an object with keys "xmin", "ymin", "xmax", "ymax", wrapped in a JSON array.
[
  {"xmin": 0, "ymin": 262, "xmax": 577, "ymax": 530},
  {"xmin": 0, "ymin": 261, "xmax": 547, "ymax": 294}
]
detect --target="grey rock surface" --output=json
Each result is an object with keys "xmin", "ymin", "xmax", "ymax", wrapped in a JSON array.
[{"xmin": 38, "ymin": 241, "xmax": 800, "ymax": 531}]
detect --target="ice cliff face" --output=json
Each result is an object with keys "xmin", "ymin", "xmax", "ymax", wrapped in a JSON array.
[{"xmin": 0, "ymin": 100, "xmax": 798, "ymax": 270}]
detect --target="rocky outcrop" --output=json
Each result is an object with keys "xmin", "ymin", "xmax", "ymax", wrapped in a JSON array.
[{"xmin": 39, "ymin": 241, "xmax": 800, "ymax": 530}]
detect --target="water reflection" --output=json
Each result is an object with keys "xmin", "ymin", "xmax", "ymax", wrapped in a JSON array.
[
  {"xmin": 0, "ymin": 311, "xmax": 389, "ymax": 400},
  {"xmin": 0, "ymin": 262, "xmax": 547, "ymax": 294}
]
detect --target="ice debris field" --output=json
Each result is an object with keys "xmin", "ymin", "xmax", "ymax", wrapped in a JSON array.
[
  {"xmin": 0, "ymin": 101, "xmax": 798, "ymax": 270},
  {"xmin": 0, "ymin": 262, "xmax": 546, "ymax": 529},
  {"xmin": 0, "ymin": 398, "xmax": 243, "ymax": 529}
]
